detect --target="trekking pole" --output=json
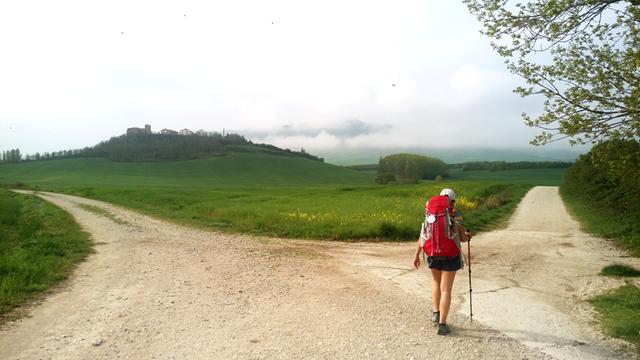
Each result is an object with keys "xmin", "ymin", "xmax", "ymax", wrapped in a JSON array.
[{"xmin": 467, "ymin": 232, "xmax": 473, "ymax": 322}]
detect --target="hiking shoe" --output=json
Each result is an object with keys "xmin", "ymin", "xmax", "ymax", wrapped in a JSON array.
[
  {"xmin": 431, "ymin": 311, "xmax": 440, "ymax": 326},
  {"xmin": 437, "ymin": 323, "xmax": 451, "ymax": 335}
]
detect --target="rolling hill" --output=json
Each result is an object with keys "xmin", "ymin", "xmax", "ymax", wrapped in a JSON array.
[{"xmin": 0, "ymin": 152, "xmax": 373, "ymax": 189}]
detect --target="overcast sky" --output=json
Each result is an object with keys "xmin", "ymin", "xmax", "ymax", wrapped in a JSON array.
[{"xmin": 0, "ymin": 0, "xmax": 587, "ymax": 157}]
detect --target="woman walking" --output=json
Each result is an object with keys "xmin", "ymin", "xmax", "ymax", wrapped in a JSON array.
[{"xmin": 413, "ymin": 188, "xmax": 470, "ymax": 335}]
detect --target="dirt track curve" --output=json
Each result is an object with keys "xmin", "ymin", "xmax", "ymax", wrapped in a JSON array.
[{"xmin": 1, "ymin": 187, "xmax": 638, "ymax": 359}]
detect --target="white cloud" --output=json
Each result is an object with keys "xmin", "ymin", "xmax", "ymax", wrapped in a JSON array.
[{"xmin": 449, "ymin": 65, "xmax": 513, "ymax": 100}]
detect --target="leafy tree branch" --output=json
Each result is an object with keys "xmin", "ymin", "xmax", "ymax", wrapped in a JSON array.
[{"xmin": 464, "ymin": 0, "xmax": 640, "ymax": 144}]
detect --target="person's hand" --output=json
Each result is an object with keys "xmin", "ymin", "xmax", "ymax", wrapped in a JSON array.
[
  {"xmin": 413, "ymin": 255, "xmax": 421, "ymax": 269},
  {"xmin": 465, "ymin": 230, "xmax": 472, "ymax": 242}
]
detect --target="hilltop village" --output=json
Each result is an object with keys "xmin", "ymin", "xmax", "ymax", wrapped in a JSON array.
[{"xmin": 126, "ymin": 124, "xmax": 210, "ymax": 137}]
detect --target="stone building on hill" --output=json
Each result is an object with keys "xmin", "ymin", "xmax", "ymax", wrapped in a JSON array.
[
  {"xmin": 127, "ymin": 124, "xmax": 151, "ymax": 135},
  {"xmin": 126, "ymin": 125, "xmax": 213, "ymax": 136}
]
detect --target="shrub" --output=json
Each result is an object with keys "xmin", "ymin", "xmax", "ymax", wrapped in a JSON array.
[
  {"xmin": 482, "ymin": 194, "xmax": 507, "ymax": 210},
  {"xmin": 375, "ymin": 172, "xmax": 396, "ymax": 185},
  {"xmin": 377, "ymin": 153, "xmax": 448, "ymax": 183}
]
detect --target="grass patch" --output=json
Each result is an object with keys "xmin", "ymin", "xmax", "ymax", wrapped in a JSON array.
[
  {"xmin": 589, "ymin": 285, "xmax": 640, "ymax": 350},
  {"xmin": 56, "ymin": 181, "xmax": 532, "ymax": 241},
  {"xmin": 600, "ymin": 264, "xmax": 640, "ymax": 277},
  {"xmin": 0, "ymin": 189, "xmax": 93, "ymax": 319},
  {"xmin": 78, "ymin": 204, "xmax": 130, "ymax": 226},
  {"xmin": 560, "ymin": 187, "xmax": 640, "ymax": 257}
]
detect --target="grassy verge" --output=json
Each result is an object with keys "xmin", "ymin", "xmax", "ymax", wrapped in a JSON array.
[
  {"xmin": 560, "ymin": 187, "xmax": 640, "ymax": 257},
  {"xmin": 564, "ymin": 188, "xmax": 640, "ymax": 349},
  {"xmin": 463, "ymin": 184, "xmax": 532, "ymax": 232},
  {"xmin": 0, "ymin": 189, "xmax": 93, "ymax": 319},
  {"xmin": 55, "ymin": 181, "xmax": 532, "ymax": 241},
  {"xmin": 589, "ymin": 285, "xmax": 640, "ymax": 350},
  {"xmin": 600, "ymin": 264, "xmax": 640, "ymax": 277}
]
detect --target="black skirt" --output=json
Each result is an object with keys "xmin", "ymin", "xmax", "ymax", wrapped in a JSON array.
[{"xmin": 427, "ymin": 254, "xmax": 462, "ymax": 271}]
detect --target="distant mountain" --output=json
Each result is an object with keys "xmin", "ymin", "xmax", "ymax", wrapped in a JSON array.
[{"xmin": 319, "ymin": 146, "xmax": 586, "ymax": 165}]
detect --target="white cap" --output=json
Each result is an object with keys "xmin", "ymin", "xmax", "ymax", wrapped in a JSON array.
[{"xmin": 440, "ymin": 188, "xmax": 456, "ymax": 200}]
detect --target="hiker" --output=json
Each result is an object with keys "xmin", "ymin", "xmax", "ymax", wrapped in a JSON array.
[{"xmin": 413, "ymin": 188, "xmax": 471, "ymax": 335}]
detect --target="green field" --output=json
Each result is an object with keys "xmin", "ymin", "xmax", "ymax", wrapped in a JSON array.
[
  {"xmin": 0, "ymin": 189, "xmax": 93, "ymax": 318},
  {"xmin": 0, "ymin": 153, "xmax": 373, "ymax": 189},
  {"xmin": 0, "ymin": 154, "xmax": 555, "ymax": 240},
  {"xmin": 449, "ymin": 168, "xmax": 566, "ymax": 185},
  {"xmin": 46, "ymin": 182, "xmax": 528, "ymax": 240}
]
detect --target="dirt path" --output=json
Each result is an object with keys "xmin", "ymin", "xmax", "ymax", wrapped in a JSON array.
[
  {"xmin": 1, "ymin": 187, "xmax": 638, "ymax": 359},
  {"xmin": 324, "ymin": 187, "xmax": 640, "ymax": 359}
]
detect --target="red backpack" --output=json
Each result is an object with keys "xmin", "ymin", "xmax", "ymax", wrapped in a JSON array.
[{"xmin": 421, "ymin": 195, "xmax": 460, "ymax": 258}]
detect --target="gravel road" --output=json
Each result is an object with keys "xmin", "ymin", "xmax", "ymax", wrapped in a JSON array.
[{"xmin": 1, "ymin": 187, "xmax": 638, "ymax": 359}]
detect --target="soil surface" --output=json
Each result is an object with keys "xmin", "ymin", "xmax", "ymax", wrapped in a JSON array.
[{"xmin": 1, "ymin": 187, "xmax": 638, "ymax": 359}]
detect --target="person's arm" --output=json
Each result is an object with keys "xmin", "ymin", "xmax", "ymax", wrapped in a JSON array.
[
  {"xmin": 413, "ymin": 237, "xmax": 422, "ymax": 269},
  {"xmin": 458, "ymin": 223, "xmax": 472, "ymax": 242}
]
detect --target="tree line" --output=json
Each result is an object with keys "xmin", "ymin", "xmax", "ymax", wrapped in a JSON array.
[
  {"xmin": 453, "ymin": 161, "xmax": 573, "ymax": 172},
  {"xmin": 248, "ymin": 143, "xmax": 324, "ymax": 162},
  {"xmin": 85, "ymin": 133, "xmax": 323, "ymax": 162},
  {"xmin": 2, "ymin": 132, "xmax": 324, "ymax": 163},
  {"xmin": 0, "ymin": 149, "xmax": 22, "ymax": 163},
  {"xmin": 84, "ymin": 133, "xmax": 242, "ymax": 161},
  {"xmin": 354, "ymin": 160, "xmax": 573, "ymax": 175}
]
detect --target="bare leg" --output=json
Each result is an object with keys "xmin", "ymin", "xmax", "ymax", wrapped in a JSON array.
[
  {"xmin": 430, "ymin": 269, "xmax": 442, "ymax": 313},
  {"xmin": 439, "ymin": 270, "xmax": 457, "ymax": 324}
]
